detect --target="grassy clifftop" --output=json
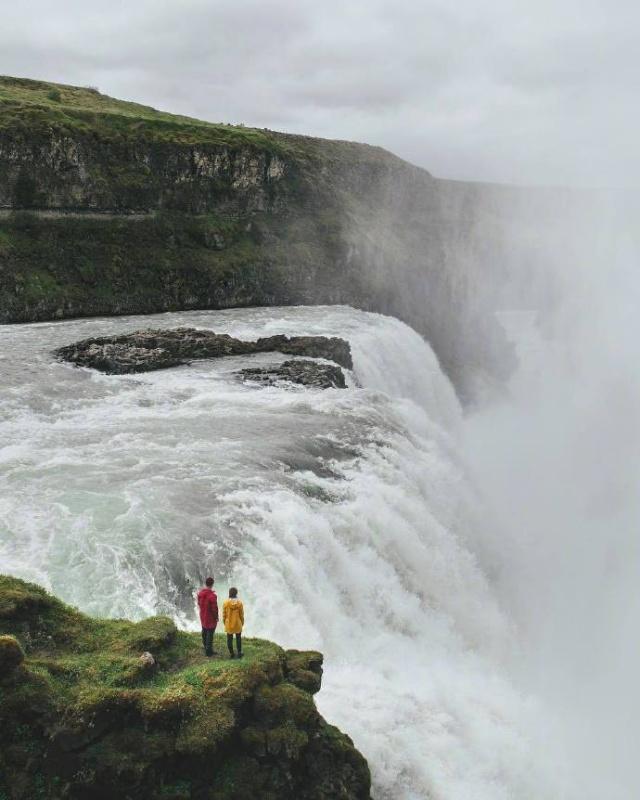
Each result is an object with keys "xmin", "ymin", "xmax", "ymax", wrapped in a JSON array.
[
  {"xmin": 0, "ymin": 575, "xmax": 371, "ymax": 800},
  {"xmin": 0, "ymin": 75, "xmax": 520, "ymax": 399},
  {"xmin": 0, "ymin": 75, "xmax": 283, "ymax": 152},
  {"xmin": 0, "ymin": 75, "xmax": 396, "ymax": 165}
]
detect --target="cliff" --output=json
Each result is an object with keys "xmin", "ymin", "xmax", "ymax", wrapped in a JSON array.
[
  {"xmin": 0, "ymin": 75, "xmax": 570, "ymax": 397},
  {"xmin": 0, "ymin": 575, "xmax": 371, "ymax": 800}
]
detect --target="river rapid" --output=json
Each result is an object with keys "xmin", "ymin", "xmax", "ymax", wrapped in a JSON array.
[{"xmin": 2, "ymin": 305, "xmax": 564, "ymax": 799}]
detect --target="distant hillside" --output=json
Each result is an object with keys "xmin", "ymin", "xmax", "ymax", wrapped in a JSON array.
[{"xmin": 0, "ymin": 75, "xmax": 572, "ymax": 398}]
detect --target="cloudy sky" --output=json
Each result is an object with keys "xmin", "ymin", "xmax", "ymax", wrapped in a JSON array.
[{"xmin": 2, "ymin": 0, "xmax": 638, "ymax": 187}]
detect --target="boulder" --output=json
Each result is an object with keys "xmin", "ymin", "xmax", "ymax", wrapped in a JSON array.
[{"xmin": 240, "ymin": 359, "xmax": 346, "ymax": 389}]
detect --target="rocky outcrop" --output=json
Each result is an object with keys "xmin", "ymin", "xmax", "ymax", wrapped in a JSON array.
[
  {"xmin": 0, "ymin": 574, "xmax": 371, "ymax": 800},
  {"xmin": 55, "ymin": 328, "xmax": 352, "ymax": 374},
  {"xmin": 241, "ymin": 359, "xmax": 347, "ymax": 389}
]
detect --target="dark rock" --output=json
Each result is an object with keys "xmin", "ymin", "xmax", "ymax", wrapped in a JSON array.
[
  {"xmin": 256, "ymin": 335, "xmax": 352, "ymax": 369},
  {"xmin": 55, "ymin": 328, "xmax": 352, "ymax": 374},
  {"xmin": 0, "ymin": 635, "xmax": 24, "ymax": 676},
  {"xmin": 241, "ymin": 359, "xmax": 346, "ymax": 389},
  {"xmin": 285, "ymin": 650, "xmax": 324, "ymax": 694}
]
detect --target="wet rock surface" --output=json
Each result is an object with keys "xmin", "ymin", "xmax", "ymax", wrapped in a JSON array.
[
  {"xmin": 240, "ymin": 359, "xmax": 346, "ymax": 389},
  {"xmin": 55, "ymin": 328, "xmax": 353, "ymax": 374}
]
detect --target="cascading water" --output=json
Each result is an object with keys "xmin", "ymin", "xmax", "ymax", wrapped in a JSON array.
[{"xmin": 1, "ymin": 305, "xmax": 559, "ymax": 799}]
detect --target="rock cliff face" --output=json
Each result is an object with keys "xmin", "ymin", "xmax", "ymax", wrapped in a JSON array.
[
  {"xmin": 0, "ymin": 575, "xmax": 371, "ymax": 800},
  {"xmin": 0, "ymin": 75, "xmax": 573, "ymax": 397}
]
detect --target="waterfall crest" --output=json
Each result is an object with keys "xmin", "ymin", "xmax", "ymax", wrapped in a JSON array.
[{"xmin": 1, "ymin": 305, "xmax": 556, "ymax": 798}]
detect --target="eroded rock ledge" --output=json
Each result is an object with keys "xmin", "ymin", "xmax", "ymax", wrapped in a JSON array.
[
  {"xmin": 0, "ymin": 575, "xmax": 371, "ymax": 800},
  {"xmin": 55, "ymin": 328, "xmax": 353, "ymax": 376}
]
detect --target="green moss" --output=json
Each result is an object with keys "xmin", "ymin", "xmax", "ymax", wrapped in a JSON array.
[
  {"xmin": 284, "ymin": 649, "xmax": 324, "ymax": 694},
  {"xmin": 0, "ymin": 228, "xmax": 12, "ymax": 252},
  {"xmin": 123, "ymin": 616, "xmax": 177, "ymax": 652},
  {"xmin": 0, "ymin": 212, "xmax": 289, "ymax": 324},
  {"xmin": 255, "ymin": 683, "xmax": 318, "ymax": 729},
  {"xmin": 0, "ymin": 575, "xmax": 371, "ymax": 799},
  {"xmin": 158, "ymin": 780, "xmax": 191, "ymax": 799}
]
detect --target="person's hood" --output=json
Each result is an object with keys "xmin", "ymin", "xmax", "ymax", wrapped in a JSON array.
[
  {"xmin": 226, "ymin": 598, "xmax": 242, "ymax": 607},
  {"xmin": 199, "ymin": 587, "xmax": 216, "ymax": 597}
]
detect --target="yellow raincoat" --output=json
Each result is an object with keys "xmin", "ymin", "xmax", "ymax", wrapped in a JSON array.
[{"xmin": 223, "ymin": 598, "xmax": 244, "ymax": 634}]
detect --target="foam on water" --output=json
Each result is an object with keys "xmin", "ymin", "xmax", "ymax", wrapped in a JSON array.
[{"xmin": 1, "ymin": 305, "xmax": 556, "ymax": 798}]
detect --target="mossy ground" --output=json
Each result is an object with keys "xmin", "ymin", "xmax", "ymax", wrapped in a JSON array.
[
  {"xmin": 0, "ymin": 76, "xmax": 283, "ymax": 153},
  {"xmin": 0, "ymin": 575, "xmax": 370, "ymax": 800},
  {"xmin": 0, "ymin": 75, "xmax": 395, "ymax": 165}
]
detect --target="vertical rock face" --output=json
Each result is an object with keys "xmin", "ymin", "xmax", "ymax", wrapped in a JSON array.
[
  {"xmin": 1, "ymin": 75, "xmax": 583, "ymax": 397},
  {"xmin": 0, "ymin": 132, "xmax": 288, "ymax": 214}
]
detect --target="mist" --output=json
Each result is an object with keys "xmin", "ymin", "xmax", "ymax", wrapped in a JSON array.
[
  {"xmin": 2, "ymin": 1, "xmax": 640, "ymax": 795},
  {"xmin": 462, "ymin": 189, "xmax": 640, "ymax": 797}
]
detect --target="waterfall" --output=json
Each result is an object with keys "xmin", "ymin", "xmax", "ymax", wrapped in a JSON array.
[{"xmin": 1, "ymin": 305, "xmax": 558, "ymax": 799}]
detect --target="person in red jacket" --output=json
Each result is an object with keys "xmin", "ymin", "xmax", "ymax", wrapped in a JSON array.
[{"xmin": 197, "ymin": 576, "xmax": 218, "ymax": 657}]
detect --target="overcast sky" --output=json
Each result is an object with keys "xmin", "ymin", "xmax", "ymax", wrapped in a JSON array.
[{"xmin": 2, "ymin": 0, "xmax": 638, "ymax": 187}]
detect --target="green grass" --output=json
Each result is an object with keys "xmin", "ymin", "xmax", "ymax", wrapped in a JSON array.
[
  {"xmin": 0, "ymin": 575, "xmax": 370, "ymax": 800},
  {"xmin": 0, "ymin": 211, "xmax": 277, "ymax": 319},
  {"xmin": 0, "ymin": 75, "xmax": 285, "ymax": 153},
  {"xmin": 0, "ymin": 573, "xmax": 284, "ymax": 704},
  {"xmin": 0, "ymin": 74, "xmax": 398, "ymax": 168}
]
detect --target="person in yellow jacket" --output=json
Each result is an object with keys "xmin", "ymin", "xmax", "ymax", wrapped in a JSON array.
[{"xmin": 223, "ymin": 587, "xmax": 244, "ymax": 659}]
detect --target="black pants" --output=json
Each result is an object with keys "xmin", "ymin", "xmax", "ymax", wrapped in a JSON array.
[
  {"xmin": 201, "ymin": 627, "xmax": 216, "ymax": 655},
  {"xmin": 227, "ymin": 632, "xmax": 242, "ymax": 656}
]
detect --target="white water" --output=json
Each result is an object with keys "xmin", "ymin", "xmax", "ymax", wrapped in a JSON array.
[
  {"xmin": 1, "ymin": 305, "xmax": 559, "ymax": 799},
  {"xmin": 466, "ymin": 298, "xmax": 640, "ymax": 800}
]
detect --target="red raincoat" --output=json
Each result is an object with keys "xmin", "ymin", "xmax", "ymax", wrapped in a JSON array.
[{"xmin": 197, "ymin": 587, "xmax": 219, "ymax": 629}]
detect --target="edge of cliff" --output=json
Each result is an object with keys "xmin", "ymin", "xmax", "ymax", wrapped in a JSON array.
[{"xmin": 0, "ymin": 574, "xmax": 371, "ymax": 800}]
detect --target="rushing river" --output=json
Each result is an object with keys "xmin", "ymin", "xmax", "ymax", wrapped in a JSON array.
[{"xmin": 2, "ymin": 305, "xmax": 563, "ymax": 799}]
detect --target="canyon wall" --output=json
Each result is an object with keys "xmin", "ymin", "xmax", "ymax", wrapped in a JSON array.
[{"xmin": 0, "ymin": 76, "xmax": 574, "ymax": 397}]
